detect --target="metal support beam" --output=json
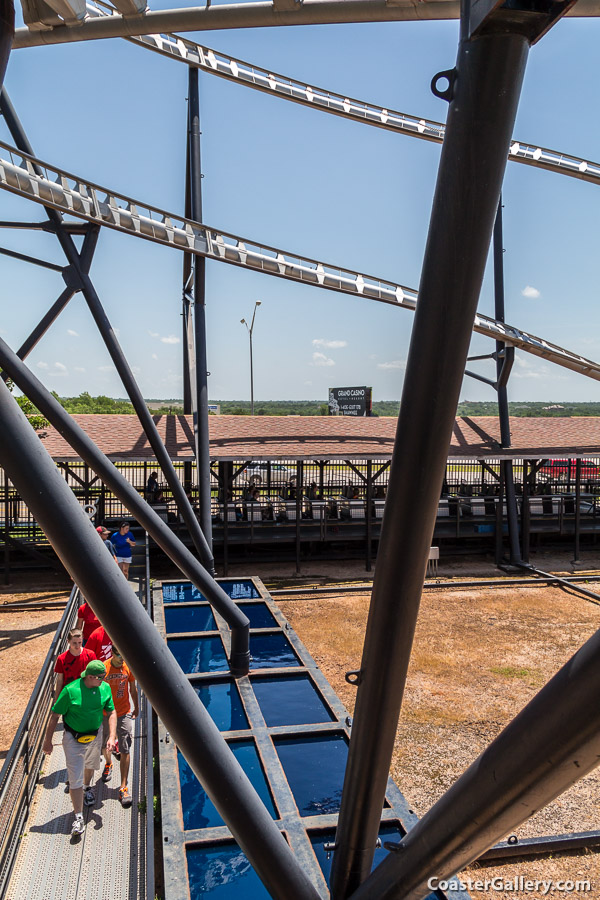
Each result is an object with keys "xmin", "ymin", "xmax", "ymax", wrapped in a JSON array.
[
  {"xmin": 351, "ymin": 622, "xmax": 600, "ymax": 900},
  {"xmin": 189, "ymin": 67, "xmax": 213, "ymax": 551},
  {"xmin": 493, "ymin": 198, "xmax": 521, "ymax": 565},
  {"xmin": 0, "ymin": 89, "xmax": 216, "ymax": 574},
  {"xmin": 574, "ymin": 457, "xmax": 581, "ymax": 562},
  {"xmin": 0, "ymin": 0, "xmax": 12, "ymax": 93},
  {"xmin": 330, "ymin": 29, "xmax": 530, "ymax": 899},
  {"xmin": 0, "ymin": 244, "xmax": 63, "ymax": 271},
  {"xmin": 0, "ymin": 334, "xmax": 250, "ymax": 673},
  {"xmin": 0, "ymin": 380, "xmax": 320, "ymax": 900}
]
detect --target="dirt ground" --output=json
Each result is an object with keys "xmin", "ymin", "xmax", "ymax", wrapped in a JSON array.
[
  {"xmin": 0, "ymin": 572, "xmax": 71, "ymax": 761},
  {"xmin": 272, "ymin": 551, "xmax": 600, "ymax": 900}
]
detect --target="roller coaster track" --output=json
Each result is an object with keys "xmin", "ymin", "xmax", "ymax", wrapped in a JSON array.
[
  {"xmin": 1, "ymin": 138, "xmax": 599, "ymax": 383},
  {"xmin": 81, "ymin": 0, "xmax": 600, "ymax": 189}
]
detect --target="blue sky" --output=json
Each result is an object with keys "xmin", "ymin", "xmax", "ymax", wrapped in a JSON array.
[{"xmin": 2, "ymin": 11, "xmax": 599, "ymax": 402}]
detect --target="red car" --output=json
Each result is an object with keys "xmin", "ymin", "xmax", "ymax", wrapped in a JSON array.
[{"xmin": 539, "ymin": 459, "xmax": 600, "ymax": 479}]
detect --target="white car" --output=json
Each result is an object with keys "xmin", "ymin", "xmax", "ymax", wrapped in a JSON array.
[{"xmin": 243, "ymin": 462, "xmax": 292, "ymax": 487}]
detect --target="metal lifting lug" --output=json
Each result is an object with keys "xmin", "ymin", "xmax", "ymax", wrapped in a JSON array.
[
  {"xmin": 345, "ymin": 669, "xmax": 362, "ymax": 686},
  {"xmin": 508, "ymin": 834, "xmax": 519, "ymax": 844},
  {"xmin": 431, "ymin": 68, "xmax": 457, "ymax": 103}
]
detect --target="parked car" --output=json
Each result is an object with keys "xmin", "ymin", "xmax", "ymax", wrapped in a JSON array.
[
  {"xmin": 538, "ymin": 459, "xmax": 600, "ymax": 480},
  {"xmin": 243, "ymin": 462, "xmax": 292, "ymax": 487}
]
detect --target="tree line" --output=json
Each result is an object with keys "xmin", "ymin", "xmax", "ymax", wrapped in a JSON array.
[{"xmin": 15, "ymin": 391, "xmax": 600, "ymax": 418}]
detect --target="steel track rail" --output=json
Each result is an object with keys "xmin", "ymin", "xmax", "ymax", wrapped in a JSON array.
[
  {"xmin": 11, "ymin": 0, "xmax": 600, "ymax": 49},
  {"xmin": 80, "ymin": 0, "xmax": 600, "ymax": 190},
  {"xmin": 1, "ymin": 137, "xmax": 600, "ymax": 381}
]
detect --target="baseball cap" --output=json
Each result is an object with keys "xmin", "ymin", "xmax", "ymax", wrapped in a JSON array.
[
  {"xmin": 96, "ymin": 526, "xmax": 109, "ymax": 534},
  {"xmin": 81, "ymin": 660, "xmax": 107, "ymax": 678}
]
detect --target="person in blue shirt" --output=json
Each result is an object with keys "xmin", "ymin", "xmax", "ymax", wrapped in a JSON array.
[{"xmin": 111, "ymin": 522, "xmax": 135, "ymax": 579}]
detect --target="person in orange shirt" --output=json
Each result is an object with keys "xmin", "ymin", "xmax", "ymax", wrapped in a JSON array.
[{"xmin": 101, "ymin": 648, "xmax": 138, "ymax": 808}]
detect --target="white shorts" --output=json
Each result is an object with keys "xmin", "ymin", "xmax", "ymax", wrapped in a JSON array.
[
  {"xmin": 62, "ymin": 730, "xmax": 103, "ymax": 789},
  {"xmin": 115, "ymin": 556, "xmax": 131, "ymax": 564}
]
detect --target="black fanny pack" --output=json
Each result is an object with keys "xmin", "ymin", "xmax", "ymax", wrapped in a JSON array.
[{"xmin": 64, "ymin": 721, "xmax": 99, "ymax": 744}]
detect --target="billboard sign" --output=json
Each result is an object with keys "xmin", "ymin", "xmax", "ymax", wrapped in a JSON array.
[{"xmin": 328, "ymin": 386, "xmax": 372, "ymax": 417}]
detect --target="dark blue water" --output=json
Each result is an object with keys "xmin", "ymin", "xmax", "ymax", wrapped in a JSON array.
[
  {"xmin": 274, "ymin": 733, "xmax": 348, "ymax": 816},
  {"xmin": 220, "ymin": 580, "xmax": 261, "ymax": 600},
  {"xmin": 252, "ymin": 675, "xmax": 335, "ymax": 726},
  {"xmin": 310, "ymin": 824, "xmax": 406, "ymax": 884},
  {"xmin": 238, "ymin": 603, "xmax": 277, "ymax": 629},
  {"xmin": 187, "ymin": 843, "xmax": 271, "ymax": 900},
  {"xmin": 195, "ymin": 681, "xmax": 248, "ymax": 732},
  {"xmin": 168, "ymin": 636, "xmax": 229, "ymax": 673},
  {"xmin": 249, "ymin": 633, "xmax": 299, "ymax": 669},
  {"xmin": 164, "ymin": 605, "xmax": 216, "ymax": 634},
  {"xmin": 178, "ymin": 741, "xmax": 277, "ymax": 829},
  {"xmin": 163, "ymin": 580, "xmax": 259, "ymax": 603}
]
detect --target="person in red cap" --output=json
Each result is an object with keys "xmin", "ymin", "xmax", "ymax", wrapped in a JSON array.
[{"xmin": 96, "ymin": 525, "xmax": 117, "ymax": 563}]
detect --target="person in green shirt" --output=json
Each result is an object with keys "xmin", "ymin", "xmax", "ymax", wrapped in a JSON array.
[{"xmin": 43, "ymin": 659, "xmax": 117, "ymax": 836}]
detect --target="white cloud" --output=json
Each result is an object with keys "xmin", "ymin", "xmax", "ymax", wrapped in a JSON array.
[
  {"xmin": 132, "ymin": 366, "xmax": 141, "ymax": 375},
  {"xmin": 74, "ymin": 367, "xmax": 85, "ymax": 373},
  {"xmin": 312, "ymin": 351, "xmax": 335, "ymax": 367},
  {"xmin": 377, "ymin": 359, "xmax": 406, "ymax": 370},
  {"xmin": 160, "ymin": 335, "xmax": 180, "ymax": 345},
  {"xmin": 37, "ymin": 360, "xmax": 68, "ymax": 376},
  {"xmin": 152, "ymin": 353, "xmax": 158, "ymax": 360},
  {"xmin": 304, "ymin": 380, "xmax": 313, "ymax": 386},
  {"xmin": 148, "ymin": 330, "xmax": 160, "ymax": 338},
  {"xmin": 521, "ymin": 285, "xmax": 541, "ymax": 299},
  {"xmin": 312, "ymin": 339, "xmax": 347, "ymax": 350},
  {"xmin": 67, "ymin": 329, "xmax": 79, "ymax": 337},
  {"xmin": 98, "ymin": 365, "xmax": 113, "ymax": 372}
]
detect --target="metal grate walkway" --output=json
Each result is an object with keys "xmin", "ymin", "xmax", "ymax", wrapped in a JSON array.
[{"xmin": 4, "ymin": 716, "xmax": 147, "ymax": 900}]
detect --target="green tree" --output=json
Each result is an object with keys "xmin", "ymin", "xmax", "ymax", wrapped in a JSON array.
[{"xmin": 7, "ymin": 379, "xmax": 49, "ymax": 430}]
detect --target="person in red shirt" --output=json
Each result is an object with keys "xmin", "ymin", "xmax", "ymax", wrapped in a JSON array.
[
  {"xmin": 76, "ymin": 601, "xmax": 101, "ymax": 644},
  {"xmin": 85, "ymin": 626, "xmax": 112, "ymax": 662},
  {"xmin": 101, "ymin": 648, "xmax": 138, "ymax": 807},
  {"xmin": 54, "ymin": 629, "xmax": 97, "ymax": 700}
]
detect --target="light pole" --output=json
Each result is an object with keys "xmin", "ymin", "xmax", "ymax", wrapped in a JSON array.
[{"xmin": 240, "ymin": 301, "xmax": 261, "ymax": 415}]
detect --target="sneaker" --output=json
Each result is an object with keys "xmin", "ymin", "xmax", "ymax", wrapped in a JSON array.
[
  {"xmin": 71, "ymin": 814, "xmax": 85, "ymax": 836},
  {"xmin": 83, "ymin": 787, "xmax": 95, "ymax": 807},
  {"xmin": 119, "ymin": 787, "xmax": 132, "ymax": 808},
  {"xmin": 101, "ymin": 763, "xmax": 112, "ymax": 782}
]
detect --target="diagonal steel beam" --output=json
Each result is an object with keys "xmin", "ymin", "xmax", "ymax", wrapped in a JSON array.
[
  {"xmin": 0, "ymin": 378, "xmax": 317, "ymax": 900},
  {"xmin": 331, "ymin": 24, "xmax": 531, "ymax": 900}
]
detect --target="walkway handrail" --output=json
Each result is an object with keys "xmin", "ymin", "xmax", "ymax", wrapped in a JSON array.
[
  {"xmin": 0, "ymin": 584, "xmax": 80, "ymax": 900},
  {"xmin": 144, "ymin": 532, "xmax": 155, "ymax": 900}
]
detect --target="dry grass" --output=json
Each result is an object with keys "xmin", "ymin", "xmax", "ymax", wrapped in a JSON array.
[{"xmin": 279, "ymin": 581, "xmax": 600, "ymax": 899}]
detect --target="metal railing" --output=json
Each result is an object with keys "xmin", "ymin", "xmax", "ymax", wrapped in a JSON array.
[
  {"xmin": 143, "ymin": 532, "xmax": 155, "ymax": 900},
  {"xmin": 0, "ymin": 585, "xmax": 80, "ymax": 899}
]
